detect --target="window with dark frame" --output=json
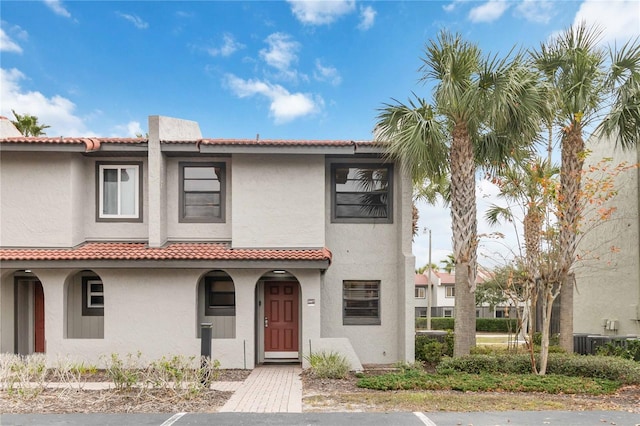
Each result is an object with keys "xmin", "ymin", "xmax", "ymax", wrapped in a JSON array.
[
  {"xmin": 415, "ymin": 287, "xmax": 426, "ymax": 298},
  {"xmin": 205, "ymin": 278, "xmax": 235, "ymax": 316},
  {"xmin": 97, "ymin": 163, "xmax": 141, "ymax": 221},
  {"xmin": 82, "ymin": 277, "xmax": 104, "ymax": 316},
  {"xmin": 180, "ymin": 163, "xmax": 225, "ymax": 222},
  {"xmin": 343, "ymin": 280, "xmax": 380, "ymax": 325},
  {"xmin": 332, "ymin": 163, "xmax": 392, "ymax": 222}
]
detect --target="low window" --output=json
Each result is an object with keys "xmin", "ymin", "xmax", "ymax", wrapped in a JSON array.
[
  {"xmin": 415, "ymin": 287, "xmax": 426, "ymax": 298},
  {"xmin": 445, "ymin": 286, "xmax": 455, "ymax": 298},
  {"xmin": 443, "ymin": 308, "xmax": 453, "ymax": 318},
  {"xmin": 97, "ymin": 163, "xmax": 142, "ymax": 221},
  {"xmin": 205, "ymin": 278, "xmax": 235, "ymax": 316},
  {"xmin": 180, "ymin": 163, "xmax": 225, "ymax": 222},
  {"xmin": 343, "ymin": 280, "xmax": 380, "ymax": 325},
  {"xmin": 418, "ymin": 308, "xmax": 427, "ymax": 318},
  {"xmin": 332, "ymin": 163, "xmax": 392, "ymax": 223},
  {"xmin": 82, "ymin": 277, "xmax": 104, "ymax": 316}
]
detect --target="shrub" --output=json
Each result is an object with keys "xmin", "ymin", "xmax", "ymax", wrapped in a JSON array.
[
  {"xmin": 596, "ymin": 339, "xmax": 640, "ymax": 361},
  {"xmin": 476, "ymin": 318, "xmax": 518, "ymax": 333},
  {"xmin": 417, "ymin": 317, "xmax": 519, "ymax": 332},
  {"xmin": 436, "ymin": 353, "xmax": 640, "ymax": 384},
  {"xmin": 357, "ymin": 369, "xmax": 619, "ymax": 394},
  {"xmin": 305, "ymin": 351, "xmax": 350, "ymax": 379},
  {"xmin": 0, "ymin": 353, "xmax": 47, "ymax": 398},
  {"xmin": 103, "ymin": 352, "xmax": 143, "ymax": 390},
  {"xmin": 415, "ymin": 331, "xmax": 454, "ymax": 365}
]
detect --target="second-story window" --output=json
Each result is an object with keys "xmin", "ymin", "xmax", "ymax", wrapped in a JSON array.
[
  {"xmin": 180, "ymin": 163, "xmax": 225, "ymax": 222},
  {"xmin": 332, "ymin": 163, "xmax": 392, "ymax": 223},
  {"xmin": 97, "ymin": 163, "xmax": 141, "ymax": 221}
]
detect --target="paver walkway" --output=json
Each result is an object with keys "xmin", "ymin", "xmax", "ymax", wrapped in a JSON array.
[{"xmin": 219, "ymin": 365, "xmax": 302, "ymax": 413}]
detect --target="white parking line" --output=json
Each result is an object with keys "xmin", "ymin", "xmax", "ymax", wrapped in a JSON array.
[
  {"xmin": 160, "ymin": 412, "xmax": 187, "ymax": 426},
  {"xmin": 414, "ymin": 411, "xmax": 437, "ymax": 426}
]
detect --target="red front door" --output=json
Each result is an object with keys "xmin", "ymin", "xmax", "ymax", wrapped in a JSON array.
[
  {"xmin": 264, "ymin": 282, "xmax": 299, "ymax": 355},
  {"xmin": 34, "ymin": 282, "xmax": 45, "ymax": 353}
]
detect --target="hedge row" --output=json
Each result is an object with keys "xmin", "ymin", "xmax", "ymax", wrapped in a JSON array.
[
  {"xmin": 437, "ymin": 353, "xmax": 640, "ymax": 384},
  {"xmin": 416, "ymin": 317, "xmax": 518, "ymax": 332}
]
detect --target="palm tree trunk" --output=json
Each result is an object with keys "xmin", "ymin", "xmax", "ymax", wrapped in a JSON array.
[
  {"xmin": 450, "ymin": 125, "xmax": 477, "ymax": 356},
  {"xmin": 558, "ymin": 125, "xmax": 584, "ymax": 352}
]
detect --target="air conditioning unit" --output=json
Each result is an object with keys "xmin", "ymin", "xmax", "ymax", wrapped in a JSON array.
[{"xmin": 606, "ymin": 320, "xmax": 619, "ymax": 331}]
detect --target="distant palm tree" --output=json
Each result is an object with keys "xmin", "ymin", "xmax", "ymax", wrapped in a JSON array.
[
  {"xmin": 439, "ymin": 254, "xmax": 456, "ymax": 274},
  {"xmin": 376, "ymin": 32, "xmax": 542, "ymax": 356},
  {"xmin": 416, "ymin": 263, "xmax": 439, "ymax": 274},
  {"xmin": 531, "ymin": 23, "xmax": 640, "ymax": 352},
  {"xmin": 11, "ymin": 110, "xmax": 50, "ymax": 136}
]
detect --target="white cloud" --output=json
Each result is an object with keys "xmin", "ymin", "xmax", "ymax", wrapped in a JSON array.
[
  {"xmin": 515, "ymin": 0, "xmax": 554, "ymax": 24},
  {"xmin": 111, "ymin": 121, "xmax": 144, "ymax": 137},
  {"xmin": 287, "ymin": 0, "xmax": 356, "ymax": 25},
  {"xmin": 224, "ymin": 74, "xmax": 322, "ymax": 124},
  {"xmin": 207, "ymin": 33, "xmax": 245, "ymax": 57},
  {"xmin": 573, "ymin": 0, "xmax": 640, "ymax": 44},
  {"xmin": 443, "ymin": 0, "xmax": 466, "ymax": 13},
  {"xmin": 0, "ymin": 28, "xmax": 22, "ymax": 53},
  {"xmin": 357, "ymin": 5, "xmax": 376, "ymax": 30},
  {"xmin": 260, "ymin": 33, "xmax": 300, "ymax": 80},
  {"xmin": 43, "ymin": 0, "xmax": 72, "ymax": 18},
  {"xmin": 0, "ymin": 68, "xmax": 92, "ymax": 136},
  {"xmin": 313, "ymin": 59, "xmax": 342, "ymax": 86},
  {"xmin": 468, "ymin": 0, "xmax": 510, "ymax": 23},
  {"xmin": 116, "ymin": 12, "xmax": 149, "ymax": 29}
]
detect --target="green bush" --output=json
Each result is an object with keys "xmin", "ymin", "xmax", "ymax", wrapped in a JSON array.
[
  {"xmin": 416, "ymin": 317, "xmax": 518, "ymax": 332},
  {"xmin": 356, "ymin": 369, "xmax": 619, "ymax": 395},
  {"xmin": 596, "ymin": 339, "xmax": 640, "ymax": 361},
  {"xmin": 305, "ymin": 351, "xmax": 350, "ymax": 379},
  {"xmin": 476, "ymin": 318, "xmax": 518, "ymax": 332},
  {"xmin": 437, "ymin": 353, "xmax": 640, "ymax": 384},
  {"xmin": 415, "ymin": 331, "xmax": 454, "ymax": 365}
]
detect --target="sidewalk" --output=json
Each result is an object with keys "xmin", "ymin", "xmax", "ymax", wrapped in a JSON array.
[{"xmin": 219, "ymin": 365, "xmax": 302, "ymax": 413}]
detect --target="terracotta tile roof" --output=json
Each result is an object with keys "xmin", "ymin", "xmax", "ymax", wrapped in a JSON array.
[
  {"xmin": 165, "ymin": 139, "xmax": 383, "ymax": 148},
  {"xmin": 415, "ymin": 273, "xmax": 428, "ymax": 285},
  {"xmin": 0, "ymin": 137, "xmax": 146, "ymax": 145},
  {"xmin": 0, "ymin": 242, "xmax": 332, "ymax": 263}
]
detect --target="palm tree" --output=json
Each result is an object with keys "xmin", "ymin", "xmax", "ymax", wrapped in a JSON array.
[
  {"xmin": 531, "ymin": 23, "xmax": 640, "ymax": 351},
  {"xmin": 375, "ymin": 31, "xmax": 542, "ymax": 356},
  {"xmin": 439, "ymin": 254, "xmax": 456, "ymax": 274},
  {"xmin": 10, "ymin": 110, "xmax": 50, "ymax": 136}
]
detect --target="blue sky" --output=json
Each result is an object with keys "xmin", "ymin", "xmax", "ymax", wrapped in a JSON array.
[{"xmin": 1, "ymin": 0, "xmax": 639, "ymax": 268}]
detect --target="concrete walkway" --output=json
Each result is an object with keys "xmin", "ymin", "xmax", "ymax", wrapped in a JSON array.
[{"xmin": 219, "ymin": 365, "xmax": 302, "ymax": 413}]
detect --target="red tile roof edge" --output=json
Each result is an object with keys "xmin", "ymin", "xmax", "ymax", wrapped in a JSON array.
[
  {"xmin": 0, "ymin": 242, "xmax": 332, "ymax": 264},
  {"xmin": 0, "ymin": 137, "xmax": 146, "ymax": 144}
]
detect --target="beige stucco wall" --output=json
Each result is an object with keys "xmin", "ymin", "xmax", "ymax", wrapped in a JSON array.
[
  {"xmin": 574, "ymin": 138, "xmax": 640, "ymax": 337},
  {"xmin": 0, "ymin": 266, "xmax": 328, "ymax": 369},
  {"xmin": 322, "ymin": 160, "xmax": 415, "ymax": 364},
  {"xmin": 231, "ymin": 154, "xmax": 325, "ymax": 248},
  {"xmin": 0, "ymin": 152, "xmax": 81, "ymax": 247}
]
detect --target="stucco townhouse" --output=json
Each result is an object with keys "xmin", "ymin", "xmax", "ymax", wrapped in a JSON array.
[{"xmin": 0, "ymin": 115, "xmax": 415, "ymax": 369}]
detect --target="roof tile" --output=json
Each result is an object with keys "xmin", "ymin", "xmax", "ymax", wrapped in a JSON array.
[{"xmin": 0, "ymin": 242, "xmax": 332, "ymax": 263}]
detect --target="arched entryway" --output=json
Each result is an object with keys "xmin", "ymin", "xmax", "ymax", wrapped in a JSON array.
[
  {"xmin": 256, "ymin": 271, "xmax": 301, "ymax": 364},
  {"xmin": 65, "ymin": 270, "xmax": 105, "ymax": 339},
  {"xmin": 10, "ymin": 270, "xmax": 45, "ymax": 354},
  {"xmin": 196, "ymin": 270, "xmax": 236, "ymax": 339}
]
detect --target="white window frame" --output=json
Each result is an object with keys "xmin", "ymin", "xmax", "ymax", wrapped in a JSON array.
[
  {"xmin": 98, "ymin": 164, "xmax": 140, "ymax": 220},
  {"xmin": 87, "ymin": 280, "xmax": 104, "ymax": 309},
  {"xmin": 445, "ymin": 286, "xmax": 455, "ymax": 298},
  {"xmin": 415, "ymin": 287, "xmax": 426, "ymax": 299}
]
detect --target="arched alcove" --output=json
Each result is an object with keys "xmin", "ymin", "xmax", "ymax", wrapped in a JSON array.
[
  {"xmin": 196, "ymin": 270, "xmax": 236, "ymax": 338},
  {"xmin": 65, "ymin": 270, "xmax": 104, "ymax": 339}
]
